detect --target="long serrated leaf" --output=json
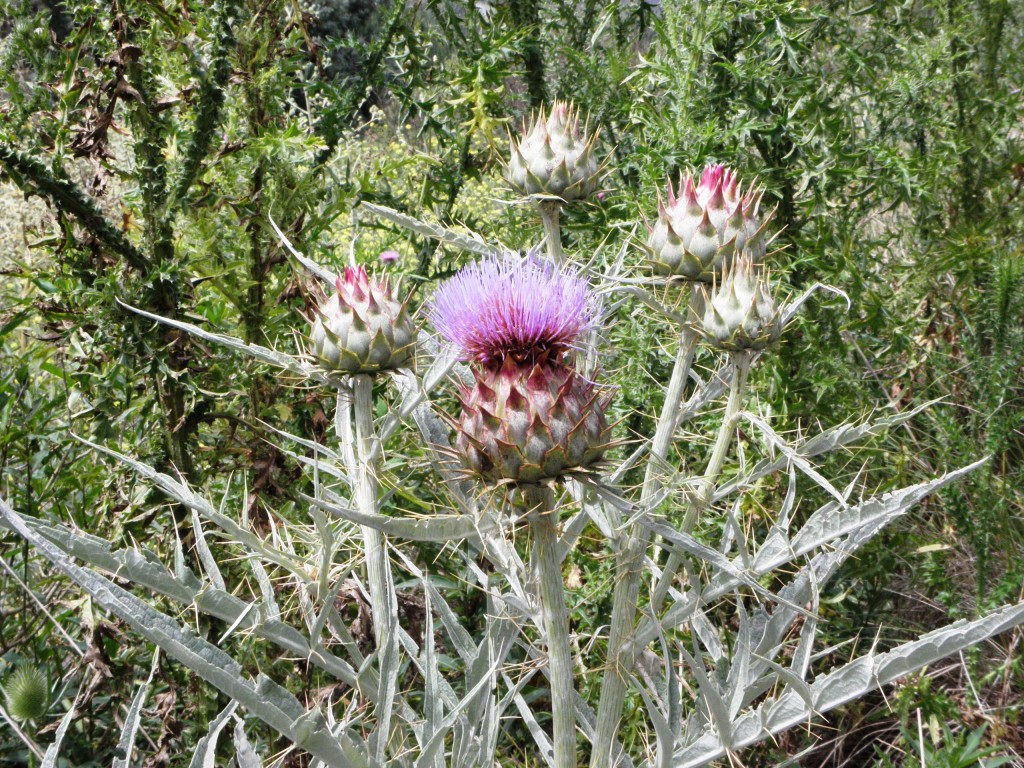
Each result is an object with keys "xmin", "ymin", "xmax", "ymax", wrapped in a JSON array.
[
  {"xmin": 360, "ymin": 202, "xmax": 493, "ymax": 255},
  {"xmin": 505, "ymin": 675, "xmax": 555, "ymax": 768},
  {"xmin": 739, "ymin": 412, "xmax": 848, "ymax": 506},
  {"xmin": 637, "ymin": 517, "xmax": 803, "ymax": 615},
  {"xmin": 0, "ymin": 497, "xmax": 350, "ymax": 767},
  {"xmin": 41, "ymin": 683, "xmax": 83, "ymax": 768},
  {"xmin": 751, "ymin": 458, "xmax": 986, "ymax": 575},
  {"xmin": 75, "ymin": 436, "xmax": 304, "ymax": 574},
  {"xmin": 233, "ymin": 718, "xmax": 263, "ymax": 768},
  {"xmin": 714, "ymin": 402, "xmax": 936, "ymax": 502},
  {"xmin": 191, "ymin": 509, "xmax": 226, "ymax": 592},
  {"xmin": 302, "ymin": 491, "xmax": 484, "ymax": 543},
  {"xmin": 113, "ymin": 650, "xmax": 159, "ymax": 768},
  {"xmin": 187, "ymin": 701, "xmax": 238, "ymax": 768},
  {"xmin": 16, "ymin": 515, "xmax": 362, "ymax": 692},
  {"xmin": 636, "ymin": 678, "xmax": 673, "ymax": 768},
  {"xmin": 672, "ymin": 600, "xmax": 1024, "ymax": 767},
  {"xmin": 118, "ymin": 300, "xmax": 330, "ymax": 384}
]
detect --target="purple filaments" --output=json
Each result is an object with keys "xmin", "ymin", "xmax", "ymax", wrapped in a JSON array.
[{"xmin": 430, "ymin": 253, "xmax": 595, "ymax": 368}]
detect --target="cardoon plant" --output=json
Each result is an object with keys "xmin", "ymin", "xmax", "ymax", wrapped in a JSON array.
[
  {"xmin": 4, "ymin": 153, "xmax": 1024, "ymax": 768},
  {"xmin": 429, "ymin": 253, "xmax": 610, "ymax": 484},
  {"xmin": 431, "ymin": 253, "xmax": 611, "ymax": 768}
]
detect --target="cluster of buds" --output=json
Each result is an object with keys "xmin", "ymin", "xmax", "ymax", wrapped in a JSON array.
[
  {"xmin": 700, "ymin": 255, "xmax": 782, "ymax": 351},
  {"xmin": 310, "ymin": 266, "xmax": 416, "ymax": 374},
  {"xmin": 430, "ymin": 254, "xmax": 611, "ymax": 485},
  {"xmin": 508, "ymin": 102, "xmax": 600, "ymax": 202},
  {"xmin": 648, "ymin": 164, "xmax": 772, "ymax": 282}
]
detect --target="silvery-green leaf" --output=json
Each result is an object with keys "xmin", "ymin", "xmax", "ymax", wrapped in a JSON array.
[
  {"xmin": 750, "ymin": 458, "xmax": 985, "ymax": 576},
  {"xmin": 114, "ymin": 651, "xmax": 158, "ymax": 768},
  {"xmin": 714, "ymin": 402, "xmax": 935, "ymax": 502},
  {"xmin": 505, "ymin": 674, "xmax": 555, "ymax": 768},
  {"xmin": 267, "ymin": 216, "xmax": 335, "ymax": 286},
  {"xmin": 248, "ymin": 556, "xmax": 280, "ymax": 621},
  {"xmin": 233, "ymin": 718, "xmax": 262, "ymax": 768},
  {"xmin": 18, "ymin": 514, "xmax": 361, "ymax": 692},
  {"xmin": 302, "ymin": 491, "xmax": 483, "ymax": 543},
  {"xmin": 41, "ymin": 686, "xmax": 81, "ymax": 768},
  {"xmin": 360, "ymin": 202, "xmax": 493, "ymax": 255},
  {"xmin": 636, "ymin": 678, "xmax": 673, "ymax": 768},
  {"xmin": 378, "ymin": 360, "xmax": 459, "ymax": 449},
  {"xmin": 187, "ymin": 701, "xmax": 238, "ymax": 768},
  {"xmin": 74, "ymin": 437, "xmax": 304, "ymax": 574},
  {"xmin": 672, "ymin": 600, "xmax": 1024, "ymax": 767},
  {"xmin": 0, "ymin": 498, "xmax": 349, "ymax": 767},
  {"xmin": 739, "ymin": 412, "xmax": 847, "ymax": 506},
  {"xmin": 191, "ymin": 509, "xmax": 226, "ymax": 592},
  {"xmin": 779, "ymin": 283, "xmax": 849, "ymax": 326},
  {"xmin": 680, "ymin": 647, "xmax": 732, "ymax": 750},
  {"xmin": 118, "ymin": 301, "xmax": 329, "ymax": 384},
  {"xmin": 638, "ymin": 517, "xmax": 802, "ymax": 614}
]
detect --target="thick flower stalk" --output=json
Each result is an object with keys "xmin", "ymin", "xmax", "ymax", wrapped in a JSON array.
[
  {"xmin": 310, "ymin": 265, "xmax": 416, "ymax": 373},
  {"xmin": 508, "ymin": 102, "xmax": 600, "ymax": 202},
  {"xmin": 701, "ymin": 255, "xmax": 781, "ymax": 351},
  {"xmin": 648, "ymin": 163, "xmax": 773, "ymax": 282},
  {"xmin": 430, "ymin": 254, "xmax": 611, "ymax": 484},
  {"xmin": 432, "ymin": 252, "xmax": 610, "ymax": 768}
]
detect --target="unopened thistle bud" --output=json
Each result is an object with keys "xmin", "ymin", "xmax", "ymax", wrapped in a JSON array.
[
  {"xmin": 3, "ymin": 666, "xmax": 49, "ymax": 723},
  {"xmin": 430, "ymin": 254, "xmax": 611, "ymax": 484},
  {"xmin": 310, "ymin": 266, "xmax": 416, "ymax": 373},
  {"xmin": 701, "ymin": 256, "xmax": 782, "ymax": 351},
  {"xmin": 648, "ymin": 164, "xmax": 773, "ymax": 282},
  {"xmin": 508, "ymin": 102, "xmax": 600, "ymax": 201}
]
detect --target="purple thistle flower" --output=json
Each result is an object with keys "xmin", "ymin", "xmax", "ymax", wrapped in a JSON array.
[
  {"xmin": 429, "ymin": 253, "xmax": 595, "ymax": 369},
  {"xmin": 379, "ymin": 249, "xmax": 401, "ymax": 264}
]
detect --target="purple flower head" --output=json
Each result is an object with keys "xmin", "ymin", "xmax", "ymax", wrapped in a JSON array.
[
  {"xmin": 429, "ymin": 253, "xmax": 595, "ymax": 369},
  {"xmin": 379, "ymin": 249, "xmax": 401, "ymax": 264}
]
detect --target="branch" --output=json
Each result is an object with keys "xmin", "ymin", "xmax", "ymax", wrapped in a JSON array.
[{"xmin": 0, "ymin": 142, "xmax": 150, "ymax": 272}]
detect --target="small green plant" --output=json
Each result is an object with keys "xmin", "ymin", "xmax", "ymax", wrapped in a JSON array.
[{"xmin": 875, "ymin": 722, "xmax": 1012, "ymax": 768}]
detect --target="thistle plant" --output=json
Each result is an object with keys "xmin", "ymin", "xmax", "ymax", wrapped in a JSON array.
[
  {"xmin": 429, "ymin": 254, "xmax": 610, "ymax": 484},
  {"xmin": 3, "ymin": 151, "xmax": 1024, "ymax": 768},
  {"xmin": 430, "ymin": 252, "xmax": 611, "ymax": 767}
]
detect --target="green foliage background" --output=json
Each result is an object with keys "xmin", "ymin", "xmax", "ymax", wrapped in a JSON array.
[{"xmin": 1, "ymin": 0, "xmax": 1022, "ymax": 764}]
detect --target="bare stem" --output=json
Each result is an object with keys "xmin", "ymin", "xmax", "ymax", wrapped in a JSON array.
[
  {"xmin": 539, "ymin": 200, "xmax": 565, "ymax": 265},
  {"xmin": 648, "ymin": 350, "xmax": 750, "ymax": 617},
  {"xmin": 590, "ymin": 296, "xmax": 699, "ymax": 768},
  {"xmin": 524, "ymin": 483, "xmax": 576, "ymax": 768},
  {"xmin": 339, "ymin": 375, "xmax": 395, "ymax": 648}
]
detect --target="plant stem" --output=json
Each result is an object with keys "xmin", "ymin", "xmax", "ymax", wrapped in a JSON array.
[
  {"xmin": 342, "ymin": 375, "xmax": 395, "ymax": 648},
  {"xmin": 524, "ymin": 483, "xmax": 576, "ymax": 768},
  {"xmin": 539, "ymin": 200, "xmax": 565, "ymax": 265},
  {"xmin": 591, "ymin": 298, "xmax": 699, "ymax": 768},
  {"xmin": 647, "ymin": 350, "xmax": 750, "ymax": 618}
]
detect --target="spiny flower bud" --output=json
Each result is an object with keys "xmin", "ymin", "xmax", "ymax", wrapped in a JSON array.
[
  {"xmin": 430, "ymin": 254, "xmax": 611, "ymax": 484},
  {"xmin": 3, "ymin": 666, "xmax": 49, "ymax": 723},
  {"xmin": 701, "ymin": 256, "xmax": 781, "ymax": 351},
  {"xmin": 508, "ymin": 102, "xmax": 600, "ymax": 201},
  {"xmin": 310, "ymin": 266, "xmax": 416, "ymax": 374},
  {"xmin": 648, "ymin": 164, "xmax": 773, "ymax": 282}
]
